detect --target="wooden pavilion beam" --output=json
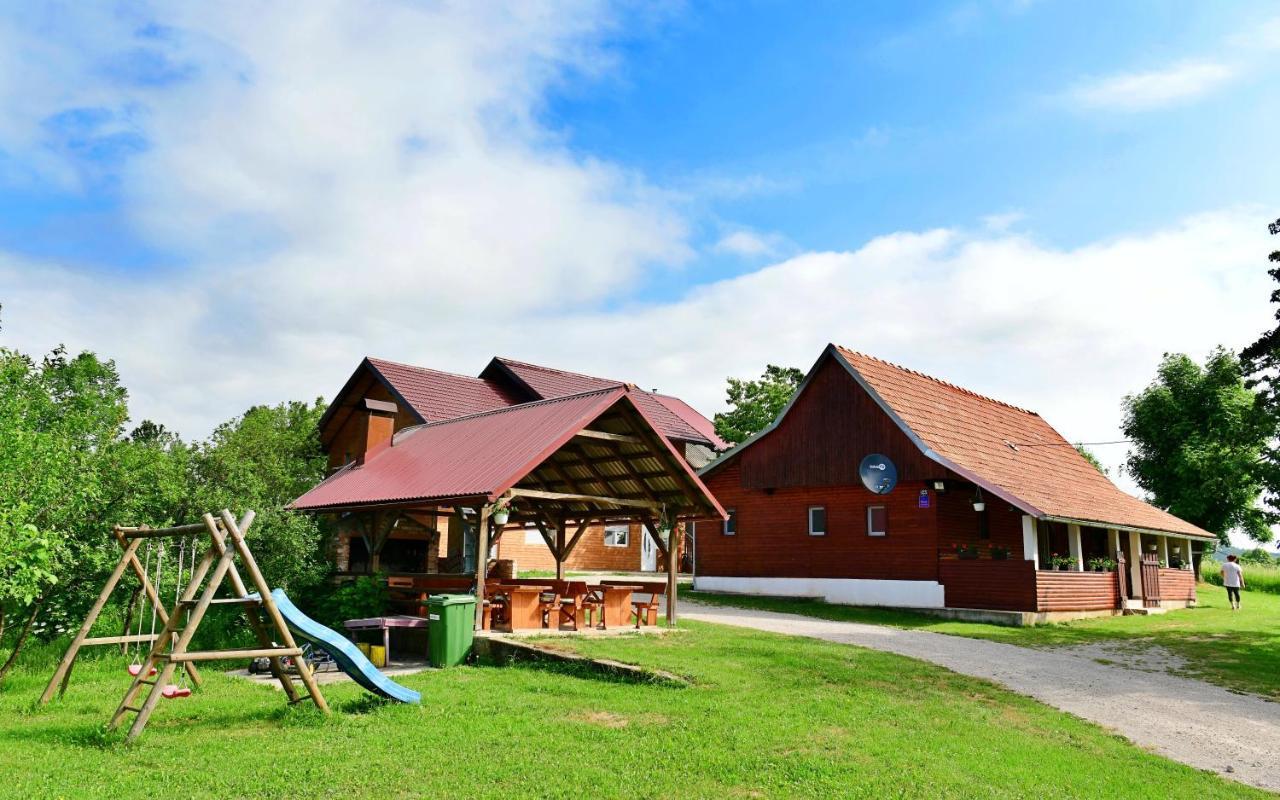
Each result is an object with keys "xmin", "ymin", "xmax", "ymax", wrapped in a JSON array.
[
  {"xmin": 575, "ymin": 429, "xmax": 642, "ymax": 445},
  {"xmin": 507, "ymin": 487, "xmax": 661, "ymax": 511}
]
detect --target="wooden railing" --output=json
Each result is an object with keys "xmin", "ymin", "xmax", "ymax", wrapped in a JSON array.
[
  {"xmin": 1157, "ymin": 567, "xmax": 1196, "ymax": 602},
  {"xmin": 1035, "ymin": 569, "xmax": 1120, "ymax": 611}
]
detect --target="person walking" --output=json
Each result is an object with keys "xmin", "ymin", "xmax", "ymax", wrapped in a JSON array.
[{"xmin": 1222, "ymin": 554, "xmax": 1245, "ymax": 610}]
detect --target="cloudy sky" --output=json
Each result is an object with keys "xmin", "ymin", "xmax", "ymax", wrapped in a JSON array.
[{"xmin": 1, "ymin": 1, "xmax": 1278, "ymax": 508}]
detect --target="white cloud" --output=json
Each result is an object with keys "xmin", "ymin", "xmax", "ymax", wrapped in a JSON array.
[
  {"xmin": 1065, "ymin": 59, "xmax": 1236, "ymax": 112},
  {"xmin": 981, "ymin": 210, "xmax": 1025, "ymax": 233},
  {"xmin": 712, "ymin": 230, "xmax": 786, "ymax": 258}
]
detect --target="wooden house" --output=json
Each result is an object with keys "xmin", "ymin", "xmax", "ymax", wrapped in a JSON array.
[
  {"xmin": 694, "ymin": 344, "xmax": 1214, "ymax": 620},
  {"xmin": 311, "ymin": 356, "xmax": 727, "ymax": 578}
]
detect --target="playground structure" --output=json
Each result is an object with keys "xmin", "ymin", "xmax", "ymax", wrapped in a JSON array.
[{"xmin": 41, "ymin": 509, "xmax": 331, "ymax": 741}]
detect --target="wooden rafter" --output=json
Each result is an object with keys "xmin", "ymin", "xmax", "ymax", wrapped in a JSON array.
[
  {"xmin": 507, "ymin": 487, "xmax": 662, "ymax": 511},
  {"xmin": 575, "ymin": 429, "xmax": 642, "ymax": 445}
]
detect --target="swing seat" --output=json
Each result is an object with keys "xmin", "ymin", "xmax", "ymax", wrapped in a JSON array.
[
  {"xmin": 128, "ymin": 664, "xmax": 158, "ymax": 677},
  {"xmin": 160, "ymin": 684, "xmax": 191, "ymax": 699}
]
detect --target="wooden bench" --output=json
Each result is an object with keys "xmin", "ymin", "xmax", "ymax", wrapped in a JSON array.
[{"xmin": 602, "ymin": 580, "xmax": 666, "ymax": 628}]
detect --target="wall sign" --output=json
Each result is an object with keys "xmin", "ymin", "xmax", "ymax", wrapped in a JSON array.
[
  {"xmin": 918, "ymin": 490, "xmax": 930, "ymax": 508},
  {"xmin": 859, "ymin": 453, "xmax": 898, "ymax": 495}
]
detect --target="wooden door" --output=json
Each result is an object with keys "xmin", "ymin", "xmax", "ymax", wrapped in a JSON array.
[{"xmin": 1140, "ymin": 552, "xmax": 1161, "ymax": 608}]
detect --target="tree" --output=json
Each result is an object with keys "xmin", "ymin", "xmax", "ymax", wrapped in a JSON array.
[
  {"xmin": 190, "ymin": 400, "xmax": 331, "ymax": 591},
  {"xmin": 1075, "ymin": 444, "xmax": 1107, "ymax": 475},
  {"xmin": 713, "ymin": 365, "xmax": 804, "ymax": 445},
  {"xmin": 0, "ymin": 347, "xmax": 129, "ymax": 679},
  {"xmin": 1122, "ymin": 348, "xmax": 1274, "ymax": 544},
  {"xmin": 1239, "ymin": 547, "xmax": 1277, "ymax": 566},
  {"xmin": 1239, "ymin": 216, "xmax": 1280, "ymax": 525}
]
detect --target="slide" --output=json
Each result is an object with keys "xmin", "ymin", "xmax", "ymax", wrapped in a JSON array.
[{"xmin": 266, "ymin": 589, "xmax": 421, "ymax": 704}]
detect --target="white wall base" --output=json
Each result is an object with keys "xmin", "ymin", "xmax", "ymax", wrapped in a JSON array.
[{"xmin": 693, "ymin": 576, "xmax": 946, "ymax": 609}]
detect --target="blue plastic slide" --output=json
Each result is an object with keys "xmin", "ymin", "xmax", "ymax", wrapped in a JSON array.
[{"xmin": 267, "ymin": 588, "xmax": 421, "ymax": 704}]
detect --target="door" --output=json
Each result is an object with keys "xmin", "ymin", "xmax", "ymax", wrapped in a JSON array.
[{"xmin": 641, "ymin": 529, "xmax": 658, "ymax": 572}]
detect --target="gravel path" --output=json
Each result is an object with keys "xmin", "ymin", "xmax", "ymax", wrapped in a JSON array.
[{"xmin": 680, "ymin": 600, "xmax": 1280, "ymax": 792}]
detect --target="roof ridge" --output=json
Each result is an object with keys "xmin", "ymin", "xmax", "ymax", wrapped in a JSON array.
[
  {"xmin": 834, "ymin": 345, "xmax": 1039, "ymax": 415},
  {"xmin": 367, "ymin": 356, "xmax": 494, "ymax": 384},
  {"xmin": 494, "ymin": 356, "xmax": 626, "ymax": 388},
  {"xmin": 400, "ymin": 385, "xmax": 626, "ymax": 434}
]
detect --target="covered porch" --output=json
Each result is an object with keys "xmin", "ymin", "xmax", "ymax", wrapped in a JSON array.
[{"xmin": 292, "ymin": 386, "xmax": 725, "ymax": 632}]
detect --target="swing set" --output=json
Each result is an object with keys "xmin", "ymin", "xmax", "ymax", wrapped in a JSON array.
[{"xmin": 40, "ymin": 509, "xmax": 330, "ymax": 741}]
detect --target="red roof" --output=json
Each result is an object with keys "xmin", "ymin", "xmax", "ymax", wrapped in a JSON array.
[
  {"xmin": 705, "ymin": 344, "xmax": 1213, "ymax": 539},
  {"xmin": 295, "ymin": 389, "xmax": 627, "ymax": 510},
  {"xmin": 490, "ymin": 357, "xmax": 724, "ymax": 448},
  {"xmin": 367, "ymin": 357, "xmax": 522, "ymax": 422}
]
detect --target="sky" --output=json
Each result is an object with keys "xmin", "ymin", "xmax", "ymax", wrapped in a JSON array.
[{"xmin": 1, "ymin": 1, "xmax": 1279, "ymax": 535}]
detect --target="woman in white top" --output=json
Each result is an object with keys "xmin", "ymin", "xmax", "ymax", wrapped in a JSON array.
[{"xmin": 1222, "ymin": 554, "xmax": 1245, "ymax": 610}]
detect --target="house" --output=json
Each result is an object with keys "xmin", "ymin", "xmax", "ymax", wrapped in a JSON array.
[
  {"xmin": 311, "ymin": 355, "xmax": 727, "ymax": 578},
  {"xmin": 694, "ymin": 344, "xmax": 1215, "ymax": 621}
]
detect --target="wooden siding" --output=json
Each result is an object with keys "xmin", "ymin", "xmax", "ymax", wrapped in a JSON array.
[
  {"xmin": 323, "ymin": 375, "xmax": 419, "ymax": 471},
  {"xmin": 736, "ymin": 356, "xmax": 940, "ymax": 490},
  {"xmin": 1035, "ymin": 570, "xmax": 1120, "ymax": 611},
  {"xmin": 938, "ymin": 560, "xmax": 1036, "ymax": 610},
  {"xmin": 935, "ymin": 489, "xmax": 1025, "ymax": 559},
  {"xmin": 698, "ymin": 461, "xmax": 941, "ymax": 581},
  {"xmin": 1158, "ymin": 568, "xmax": 1196, "ymax": 602},
  {"xmin": 494, "ymin": 523, "xmax": 651, "ymax": 573}
]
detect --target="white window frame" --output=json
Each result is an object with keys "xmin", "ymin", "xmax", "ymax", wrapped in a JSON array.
[
  {"xmin": 808, "ymin": 506, "xmax": 827, "ymax": 536},
  {"xmin": 603, "ymin": 524, "xmax": 630, "ymax": 548},
  {"xmin": 724, "ymin": 509, "xmax": 737, "ymax": 536},
  {"xmin": 867, "ymin": 505, "xmax": 887, "ymax": 537}
]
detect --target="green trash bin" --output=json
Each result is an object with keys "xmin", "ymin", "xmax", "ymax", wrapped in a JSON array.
[{"xmin": 427, "ymin": 594, "xmax": 476, "ymax": 667}]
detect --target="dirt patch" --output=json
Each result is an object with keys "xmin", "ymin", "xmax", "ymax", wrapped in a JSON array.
[
  {"xmin": 570, "ymin": 710, "xmax": 629, "ymax": 728},
  {"xmin": 1051, "ymin": 641, "xmax": 1190, "ymax": 674}
]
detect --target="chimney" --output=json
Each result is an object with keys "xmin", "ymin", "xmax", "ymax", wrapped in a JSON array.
[{"xmin": 360, "ymin": 398, "xmax": 398, "ymax": 460}]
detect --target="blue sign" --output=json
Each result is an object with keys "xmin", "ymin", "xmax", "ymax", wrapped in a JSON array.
[
  {"xmin": 918, "ymin": 490, "xmax": 930, "ymax": 508},
  {"xmin": 859, "ymin": 453, "xmax": 898, "ymax": 495}
]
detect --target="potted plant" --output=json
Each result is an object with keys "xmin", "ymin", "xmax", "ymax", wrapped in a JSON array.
[
  {"xmin": 956, "ymin": 543, "xmax": 980, "ymax": 560},
  {"xmin": 990, "ymin": 546, "xmax": 1010, "ymax": 560},
  {"xmin": 489, "ymin": 498, "xmax": 514, "ymax": 526},
  {"xmin": 1050, "ymin": 553, "xmax": 1074, "ymax": 571},
  {"xmin": 1086, "ymin": 557, "xmax": 1116, "ymax": 572}
]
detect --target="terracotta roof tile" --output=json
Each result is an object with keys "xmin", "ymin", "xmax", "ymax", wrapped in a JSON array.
[{"xmin": 833, "ymin": 346, "xmax": 1212, "ymax": 539}]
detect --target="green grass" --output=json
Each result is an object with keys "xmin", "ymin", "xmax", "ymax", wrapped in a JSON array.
[
  {"xmin": 1201, "ymin": 559, "xmax": 1280, "ymax": 594},
  {"xmin": 0, "ymin": 623, "xmax": 1266, "ymax": 799},
  {"xmin": 687, "ymin": 588, "xmax": 1280, "ymax": 700}
]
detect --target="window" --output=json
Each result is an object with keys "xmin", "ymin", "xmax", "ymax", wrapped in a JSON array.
[
  {"xmin": 603, "ymin": 524, "xmax": 630, "ymax": 547},
  {"xmin": 724, "ymin": 509, "xmax": 737, "ymax": 536},
  {"xmin": 867, "ymin": 506, "xmax": 887, "ymax": 537},
  {"xmin": 808, "ymin": 506, "xmax": 827, "ymax": 536}
]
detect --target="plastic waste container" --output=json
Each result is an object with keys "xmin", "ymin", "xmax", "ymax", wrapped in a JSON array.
[{"xmin": 427, "ymin": 594, "xmax": 476, "ymax": 667}]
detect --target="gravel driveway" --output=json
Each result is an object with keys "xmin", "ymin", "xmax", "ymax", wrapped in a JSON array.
[{"xmin": 680, "ymin": 600, "xmax": 1280, "ymax": 792}]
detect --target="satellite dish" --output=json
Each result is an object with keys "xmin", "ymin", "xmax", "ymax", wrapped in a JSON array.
[{"xmin": 859, "ymin": 454, "xmax": 898, "ymax": 495}]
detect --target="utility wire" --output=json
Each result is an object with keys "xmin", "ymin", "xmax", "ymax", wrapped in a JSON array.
[{"xmin": 1004, "ymin": 439, "xmax": 1131, "ymax": 449}]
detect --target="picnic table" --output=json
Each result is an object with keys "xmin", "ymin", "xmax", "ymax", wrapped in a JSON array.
[
  {"xmin": 343, "ymin": 615, "xmax": 429, "ymax": 663},
  {"xmin": 488, "ymin": 585, "xmax": 553, "ymax": 630},
  {"xmin": 592, "ymin": 584, "xmax": 639, "ymax": 629}
]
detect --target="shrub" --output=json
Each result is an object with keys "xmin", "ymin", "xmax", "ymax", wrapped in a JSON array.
[{"xmin": 300, "ymin": 574, "xmax": 390, "ymax": 629}]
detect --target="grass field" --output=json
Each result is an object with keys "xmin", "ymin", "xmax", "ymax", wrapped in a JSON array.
[
  {"xmin": 0, "ymin": 622, "xmax": 1266, "ymax": 799},
  {"xmin": 1201, "ymin": 559, "xmax": 1280, "ymax": 594},
  {"xmin": 686, "ymin": 587, "xmax": 1280, "ymax": 700}
]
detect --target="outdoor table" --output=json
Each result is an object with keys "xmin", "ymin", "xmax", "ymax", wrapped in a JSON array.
[
  {"xmin": 343, "ymin": 615, "xmax": 428, "ymax": 662},
  {"xmin": 595, "ymin": 584, "xmax": 640, "ymax": 628},
  {"xmin": 492, "ymin": 585, "xmax": 553, "ymax": 630}
]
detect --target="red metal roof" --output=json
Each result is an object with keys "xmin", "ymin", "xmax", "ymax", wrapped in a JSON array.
[
  {"xmin": 491, "ymin": 357, "xmax": 723, "ymax": 448},
  {"xmin": 294, "ymin": 389, "xmax": 627, "ymax": 510},
  {"xmin": 367, "ymin": 357, "xmax": 522, "ymax": 422}
]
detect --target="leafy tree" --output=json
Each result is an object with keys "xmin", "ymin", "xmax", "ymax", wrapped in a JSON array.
[
  {"xmin": 1122, "ymin": 348, "xmax": 1274, "ymax": 544},
  {"xmin": 0, "ymin": 347, "xmax": 129, "ymax": 678},
  {"xmin": 713, "ymin": 365, "xmax": 804, "ymax": 445},
  {"xmin": 1239, "ymin": 547, "xmax": 1277, "ymax": 566},
  {"xmin": 1240, "ymin": 216, "xmax": 1280, "ymax": 524},
  {"xmin": 1075, "ymin": 444, "xmax": 1107, "ymax": 475},
  {"xmin": 190, "ymin": 400, "xmax": 331, "ymax": 591}
]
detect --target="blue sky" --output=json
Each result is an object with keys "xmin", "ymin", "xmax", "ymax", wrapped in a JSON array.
[{"xmin": 0, "ymin": 1, "xmax": 1277, "ymax": 523}]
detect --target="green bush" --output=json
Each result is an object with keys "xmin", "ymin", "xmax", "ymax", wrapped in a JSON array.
[
  {"xmin": 299, "ymin": 574, "xmax": 390, "ymax": 629},
  {"xmin": 1200, "ymin": 559, "xmax": 1280, "ymax": 595}
]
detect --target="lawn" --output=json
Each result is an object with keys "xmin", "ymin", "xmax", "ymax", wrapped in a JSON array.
[
  {"xmin": 686, "ymin": 586, "xmax": 1280, "ymax": 700},
  {"xmin": 0, "ymin": 623, "xmax": 1267, "ymax": 799}
]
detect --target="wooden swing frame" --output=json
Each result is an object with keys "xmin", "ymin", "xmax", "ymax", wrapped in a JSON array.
[{"xmin": 40, "ymin": 509, "xmax": 330, "ymax": 741}]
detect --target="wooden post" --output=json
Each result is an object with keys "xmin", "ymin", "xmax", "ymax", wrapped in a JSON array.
[
  {"xmin": 555, "ymin": 522, "xmax": 566, "ymax": 582},
  {"xmin": 1067, "ymin": 524, "xmax": 1084, "ymax": 571},
  {"xmin": 666, "ymin": 524, "xmax": 679, "ymax": 627},
  {"xmin": 474, "ymin": 505, "xmax": 491, "ymax": 630}
]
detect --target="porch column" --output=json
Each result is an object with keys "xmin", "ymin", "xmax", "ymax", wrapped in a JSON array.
[
  {"xmin": 1021, "ymin": 515, "xmax": 1039, "ymax": 569},
  {"xmin": 666, "ymin": 526, "xmax": 678, "ymax": 628},
  {"xmin": 1106, "ymin": 528, "xmax": 1120, "ymax": 561},
  {"xmin": 473, "ymin": 506, "xmax": 491, "ymax": 630},
  {"xmin": 1127, "ymin": 530, "xmax": 1143, "ymax": 599},
  {"xmin": 1067, "ymin": 524, "xmax": 1084, "ymax": 571},
  {"xmin": 554, "ymin": 523, "xmax": 566, "ymax": 582},
  {"xmin": 1158, "ymin": 536, "xmax": 1170, "ymax": 566}
]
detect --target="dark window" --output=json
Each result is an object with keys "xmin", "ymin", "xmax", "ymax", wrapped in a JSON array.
[
  {"xmin": 724, "ymin": 509, "xmax": 737, "ymax": 536},
  {"xmin": 867, "ymin": 506, "xmax": 887, "ymax": 537},
  {"xmin": 808, "ymin": 506, "xmax": 826, "ymax": 536}
]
